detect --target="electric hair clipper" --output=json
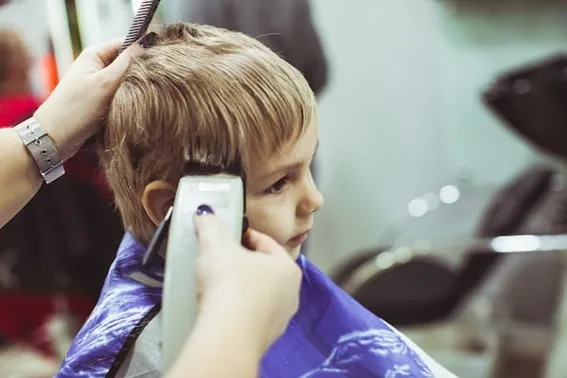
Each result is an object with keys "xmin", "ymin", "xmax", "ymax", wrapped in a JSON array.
[{"xmin": 161, "ymin": 175, "xmax": 245, "ymax": 372}]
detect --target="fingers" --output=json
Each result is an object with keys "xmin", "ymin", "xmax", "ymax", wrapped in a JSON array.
[
  {"xmin": 92, "ymin": 38, "xmax": 126, "ymax": 66},
  {"xmin": 75, "ymin": 38, "xmax": 123, "ymax": 66},
  {"xmin": 246, "ymin": 229, "xmax": 287, "ymax": 256},
  {"xmin": 193, "ymin": 214, "xmax": 231, "ymax": 254},
  {"xmin": 97, "ymin": 43, "xmax": 144, "ymax": 85},
  {"xmin": 194, "ymin": 214, "xmax": 288, "ymax": 258}
]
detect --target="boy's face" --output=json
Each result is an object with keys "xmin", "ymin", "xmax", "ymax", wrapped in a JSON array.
[
  {"xmin": 245, "ymin": 121, "xmax": 323, "ymax": 258},
  {"xmin": 141, "ymin": 121, "xmax": 322, "ymax": 259}
]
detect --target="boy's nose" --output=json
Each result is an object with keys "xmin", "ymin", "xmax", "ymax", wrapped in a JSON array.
[
  {"xmin": 298, "ymin": 181, "xmax": 324, "ymax": 217},
  {"xmin": 309, "ymin": 188, "xmax": 324, "ymax": 213}
]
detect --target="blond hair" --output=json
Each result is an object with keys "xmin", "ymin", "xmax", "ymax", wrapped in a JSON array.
[{"xmin": 101, "ymin": 23, "xmax": 317, "ymax": 244}]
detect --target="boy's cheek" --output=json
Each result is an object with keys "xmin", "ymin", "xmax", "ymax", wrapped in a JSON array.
[
  {"xmin": 245, "ymin": 198, "xmax": 292, "ymax": 245},
  {"xmin": 246, "ymin": 214, "xmax": 285, "ymax": 246},
  {"xmin": 247, "ymin": 219, "xmax": 283, "ymax": 245}
]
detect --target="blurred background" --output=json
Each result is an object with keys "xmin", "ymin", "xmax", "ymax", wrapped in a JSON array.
[{"xmin": 3, "ymin": 0, "xmax": 567, "ymax": 377}]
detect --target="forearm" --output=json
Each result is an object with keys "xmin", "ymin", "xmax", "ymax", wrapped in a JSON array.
[
  {"xmin": 0, "ymin": 127, "xmax": 42, "ymax": 228},
  {"xmin": 166, "ymin": 305, "xmax": 264, "ymax": 378}
]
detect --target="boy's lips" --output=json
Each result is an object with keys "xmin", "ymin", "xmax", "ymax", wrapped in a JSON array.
[{"xmin": 288, "ymin": 229, "xmax": 311, "ymax": 246}]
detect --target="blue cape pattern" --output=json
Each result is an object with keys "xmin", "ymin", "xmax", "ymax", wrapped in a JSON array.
[{"xmin": 57, "ymin": 233, "xmax": 436, "ymax": 377}]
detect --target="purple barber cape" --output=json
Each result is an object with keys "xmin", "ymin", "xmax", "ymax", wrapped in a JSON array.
[{"xmin": 57, "ymin": 233, "xmax": 450, "ymax": 377}]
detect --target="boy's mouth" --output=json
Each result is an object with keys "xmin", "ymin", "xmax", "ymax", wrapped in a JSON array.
[{"xmin": 288, "ymin": 229, "xmax": 311, "ymax": 247}]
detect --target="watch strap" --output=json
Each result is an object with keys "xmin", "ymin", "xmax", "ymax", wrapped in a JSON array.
[{"xmin": 14, "ymin": 118, "xmax": 65, "ymax": 184}]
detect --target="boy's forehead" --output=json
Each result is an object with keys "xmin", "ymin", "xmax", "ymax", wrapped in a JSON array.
[
  {"xmin": 247, "ymin": 121, "xmax": 318, "ymax": 180},
  {"xmin": 250, "ymin": 150, "xmax": 291, "ymax": 176}
]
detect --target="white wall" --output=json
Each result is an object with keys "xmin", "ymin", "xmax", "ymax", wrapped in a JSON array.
[
  {"xmin": 309, "ymin": 0, "xmax": 448, "ymax": 271},
  {"xmin": 74, "ymin": 0, "xmax": 132, "ymax": 47},
  {"xmin": 309, "ymin": 0, "xmax": 567, "ymax": 272}
]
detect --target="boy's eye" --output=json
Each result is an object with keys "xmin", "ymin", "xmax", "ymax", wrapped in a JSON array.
[{"xmin": 265, "ymin": 176, "xmax": 290, "ymax": 195}]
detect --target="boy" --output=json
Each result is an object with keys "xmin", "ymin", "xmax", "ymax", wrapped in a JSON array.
[
  {"xmin": 177, "ymin": 0, "xmax": 329, "ymax": 258},
  {"xmin": 58, "ymin": 23, "xmax": 455, "ymax": 377}
]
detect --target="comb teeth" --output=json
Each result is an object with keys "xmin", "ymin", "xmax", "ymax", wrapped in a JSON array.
[{"xmin": 119, "ymin": 0, "xmax": 161, "ymax": 54}]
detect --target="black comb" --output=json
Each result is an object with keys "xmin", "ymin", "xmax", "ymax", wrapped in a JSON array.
[{"xmin": 119, "ymin": 0, "xmax": 162, "ymax": 54}]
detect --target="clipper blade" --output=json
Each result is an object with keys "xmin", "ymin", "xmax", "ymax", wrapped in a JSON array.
[{"xmin": 119, "ymin": 0, "xmax": 161, "ymax": 54}]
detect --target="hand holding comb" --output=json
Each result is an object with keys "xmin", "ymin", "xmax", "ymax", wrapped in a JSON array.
[
  {"xmin": 119, "ymin": 0, "xmax": 162, "ymax": 54},
  {"xmin": 83, "ymin": 0, "xmax": 161, "ymax": 148}
]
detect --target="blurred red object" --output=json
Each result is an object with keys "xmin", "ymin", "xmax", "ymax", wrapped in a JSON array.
[
  {"xmin": 0, "ymin": 95, "xmax": 112, "ymax": 201},
  {"xmin": 0, "ymin": 293, "xmax": 93, "ymax": 358},
  {"xmin": 0, "ymin": 95, "xmax": 40, "ymax": 126}
]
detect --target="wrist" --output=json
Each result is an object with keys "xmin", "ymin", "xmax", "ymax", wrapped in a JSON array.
[
  {"xmin": 198, "ymin": 291, "xmax": 270, "ymax": 357},
  {"xmin": 13, "ymin": 117, "xmax": 66, "ymax": 185},
  {"xmin": 168, "ymin": 310, "xmax": 262, "ymax": 378},
  {"xmin": 4, "ymin": 127, "xmax": 43, "ymax": 187},
  {"xmin": 33, "ymin": 105, "xmax": 72, "ymax": 162}
]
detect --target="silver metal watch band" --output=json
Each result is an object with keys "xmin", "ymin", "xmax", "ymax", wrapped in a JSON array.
[{"xmin": 14, "ymin": 118, "xmax": 65, "ymax": 184}]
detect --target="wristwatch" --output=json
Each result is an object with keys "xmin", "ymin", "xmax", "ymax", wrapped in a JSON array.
[{"xmin": 14, "ymin": 118, "xmax": 65, "ymax": 184}]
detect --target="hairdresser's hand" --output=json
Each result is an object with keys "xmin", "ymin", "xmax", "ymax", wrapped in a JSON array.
[
  {"xmin": 34, "ymin": 39, "xmax": 143, "ymax": 161},
  {"xmin": 194, "ymin": 214, "xmax": 302, "ymax": 355}
]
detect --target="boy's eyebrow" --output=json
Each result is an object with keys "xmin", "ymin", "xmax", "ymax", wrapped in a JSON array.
[{"xmin": 259, "ymin": 140, "xmax": 319, "ymax": 181}]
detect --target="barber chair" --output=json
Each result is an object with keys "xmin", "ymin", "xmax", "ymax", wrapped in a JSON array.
[
  {"xmin": 483, "ymin": 53, "xmax": 567, "ymax": 378},
  {"xmin": 333, "ymin": 249, "xmax": 457, "ymax": 326},
  {"xmin": 333, "ymin": 239, "xmax": 564, "ymax": 378}
]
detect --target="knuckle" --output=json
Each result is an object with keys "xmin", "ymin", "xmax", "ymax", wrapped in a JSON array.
[
  {"xmin": 97, "ymin": 74, "xmax": 117, "ymax": 92},
  {"xmin": 80, "ymin": 46, "xmax": 96, "ymax": 59}
]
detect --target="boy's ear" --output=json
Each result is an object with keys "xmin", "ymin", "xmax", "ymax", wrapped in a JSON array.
[{"xmin": 142, "ymin": 180, "xmax": 176, "ymax": 226}]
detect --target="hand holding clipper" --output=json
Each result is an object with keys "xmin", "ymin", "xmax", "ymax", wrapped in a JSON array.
[{"xmin": 162, "ymin": 175, "xmax": 245, "ymax": 371}]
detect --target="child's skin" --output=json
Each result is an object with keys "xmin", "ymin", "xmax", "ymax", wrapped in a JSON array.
[{"xmin": 142, "ymin": 121, "xmax": 323, "ymax": 260}]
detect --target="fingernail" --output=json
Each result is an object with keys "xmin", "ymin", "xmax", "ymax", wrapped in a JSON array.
[{"xmin": 196, "ymin": 204, "xmax": 214, "ymax": 216}]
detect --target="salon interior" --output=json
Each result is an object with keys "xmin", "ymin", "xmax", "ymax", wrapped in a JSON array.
[{"xmin": 2, "ymin": 0, "xmax": 567, "ymax": 377}]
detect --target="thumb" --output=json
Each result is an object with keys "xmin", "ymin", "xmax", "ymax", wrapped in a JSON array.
[
  {"xmin": 95, "ymin": 44, "xmax": 144, "ymax": 88},
  {"xmin": 246, "ymin": 229, "xmax": 287, "ymax": 256},
  {"xmin": 193, "ymin": 214, "xmax": 231, "ymax": 255}
]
